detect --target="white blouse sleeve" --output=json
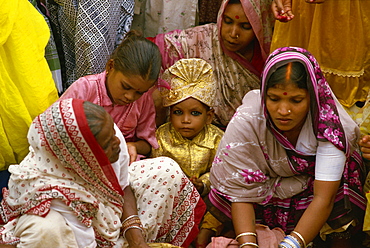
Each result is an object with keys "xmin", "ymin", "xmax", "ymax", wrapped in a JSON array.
[
  {"xmin": 111, "ymin": 123, "xmax": 130, "ymax": 190},
  {"xmin": 315, "ymin": 141, "xmax": 346, "ymax": 181}
]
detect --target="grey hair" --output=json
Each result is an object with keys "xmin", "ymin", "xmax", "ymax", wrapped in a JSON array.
[{"xmin": 83, "ymin": 101, "xmax": 108, "ymax": 137}]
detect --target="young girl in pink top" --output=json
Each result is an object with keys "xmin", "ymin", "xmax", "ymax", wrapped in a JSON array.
[{"xmin": 59, "ymin": 31, "xmax": 161, "ymax": 163}]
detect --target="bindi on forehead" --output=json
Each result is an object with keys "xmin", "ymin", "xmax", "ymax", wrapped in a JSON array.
[
  {"xmin": 283, "ymin": 92, "xmax": 288, "ymax": 95},
  {"xmin": 235, "ymin": 15, "xmax": 240, "ymax": 19}
]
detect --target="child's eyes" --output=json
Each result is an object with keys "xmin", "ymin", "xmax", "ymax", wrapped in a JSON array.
[
  {"xmin": 173, "ymin": 110, "xmax": 183, "ymax": 115},
  {"xmin": 191, "ymin": 111, "xmax": 202, "ymax": 116}
]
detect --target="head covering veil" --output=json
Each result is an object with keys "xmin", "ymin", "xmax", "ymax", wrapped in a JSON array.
[
  {"xmin": 261, "ymin": 47, "xmax": 346, "ymax": 153},
  {"xmin": 217, "ymin": 0, "xmax": 274, "ymax": 74},
  {"xmin": 1, "ymin": 98, "xmax": 124, "ymax": 246}
]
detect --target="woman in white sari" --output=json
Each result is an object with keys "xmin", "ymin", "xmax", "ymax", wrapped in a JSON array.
[{"xmin": 0, "ymin": 99, "xmax": 205, "ymax": 248}]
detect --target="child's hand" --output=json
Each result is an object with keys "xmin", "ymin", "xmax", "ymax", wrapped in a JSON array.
[
  {"xmin": 190, "ymin": 176, "xmax": 204, "ymax": 193},
  {"xmin": 359, "ymin": 135, "xmax": 370, "ymax": 160},
  {"xmin": 126, "ymin": 142, "xmax": 138, "ymax": 164}
]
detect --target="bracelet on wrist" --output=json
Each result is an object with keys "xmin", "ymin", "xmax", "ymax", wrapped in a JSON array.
[
  {"xmin": 122, "ymin": 225, "xmax": 145, "ymax": 239},
  {"xmin": 235, "ymin": 232, "xmax": 257, "ymax": 241},
  {"xmin": 239, "ymin": 242, "xmax": 259, "ymax": 248},
  {"xmin": 291, "ymin": 231, "xmax": 307, "ymax": 248}
]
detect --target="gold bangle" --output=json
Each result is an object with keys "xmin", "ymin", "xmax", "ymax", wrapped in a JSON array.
[
  {"xmin": 291, "ymin": 230, "xmax": 307, "ymax": 248},
  {"xmin": 121, "ymin": 218, "xmax": 142, "ymax": 230},
  {"xmin": 239, "ymin": 242, "xmax": 259, "ymax": 248},
  {"xmin": 122, "ymin": 215, "xmax": 139, "ymax": 224},
  {"xmin": 235, "ymin": 232, "xmax": 257, "ymax": 241}
]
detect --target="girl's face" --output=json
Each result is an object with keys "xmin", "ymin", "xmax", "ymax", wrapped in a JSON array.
[
  {"xmin": 105, "ymin": 60, "xmax": 155, "ymax": 105},
  {"xmin": 220, "ymin": 3, "xmax": 256, "ymax": 55},
  {"xmin": 265, "ymin": 82, "xmax": 310, "ymax": 134},
  {"xmin": 95, "ymin": 112, "xmax": 121, "ymax": 163},
  {"xmin": 170, "ymin": 98, "xmax": 213, "ymax": 140}
]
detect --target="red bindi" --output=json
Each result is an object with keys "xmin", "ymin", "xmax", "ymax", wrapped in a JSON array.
[
  {"xmin": 283, "ymin": 92, "xmax": 287, "ymax": 95},
  {"xmin": 235, "ymin": 15, "xmax": 240, "ymax": 19}
]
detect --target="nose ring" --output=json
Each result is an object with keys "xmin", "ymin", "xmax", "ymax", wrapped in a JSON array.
[
  {"xmin": 288, "ymin": 110, "xmax": 291, "ymax": 113},
  {"xmin": 236, "ymin": 34, "xmax": 239, "ymax": 38}
]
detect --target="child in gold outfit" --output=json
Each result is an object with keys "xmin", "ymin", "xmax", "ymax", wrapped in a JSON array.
[{"xmin": 151, "ymin": 58, "xmax": 224, "ymax": 247}]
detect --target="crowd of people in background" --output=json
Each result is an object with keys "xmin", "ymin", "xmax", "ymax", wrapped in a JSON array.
[{"xmin": 0, "ymin": 0, "xmax": 370, "ymax": 248}]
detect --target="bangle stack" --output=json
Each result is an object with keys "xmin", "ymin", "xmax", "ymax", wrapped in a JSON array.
[
  {"xmin": 236, "ymin": 232, "xmax": 258, "ymax": 248},
  {"xmin": 291, "ymin": 231, "xmax": 307, "ymax": 248},
  {"xmin": 121, "ymin": 215, "xmax": 145, "ymax": 239},
  {"xmin": 239, "ymin": 242, "xmax": 259, "ymax": 248},
  {"xmin": 279, "ymin": 231, "xmax": 306, "ymax": 248}
]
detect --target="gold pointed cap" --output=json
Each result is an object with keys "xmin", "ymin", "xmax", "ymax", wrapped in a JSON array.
[{"xmin": 160, "ymin": 58, "xmax": 215, "ymax": 107}]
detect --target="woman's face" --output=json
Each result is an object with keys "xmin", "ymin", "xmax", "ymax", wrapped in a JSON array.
[
  {"xmin": 220, "ymin": 3, "xmax": 256, "ymax": 54},
  {"xmin": 265, "ymin": 82, "xmax": 310, "ymax": 133},
  {"xmin": 105, "ymin": 60, "xmax": 155, "ymax": 105},
  {"xmin": 95, "ymin": 112, "xmax": 121, "ymax": 163}
]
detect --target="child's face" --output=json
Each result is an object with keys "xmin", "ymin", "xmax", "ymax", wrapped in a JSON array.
[
  {"xmin": 170, "ymin": 98, "xmax": 213, "ymax": 140},
  {"xmin": 105, "ymin": 62, "xmax": 155, "ymax": 105}
]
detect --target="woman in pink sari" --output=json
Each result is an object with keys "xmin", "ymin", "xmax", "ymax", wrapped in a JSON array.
[
  {"xmin": 149, "ymin": 0, "xmax": 275, "ymax": 128},
  {"xmin": 209, "ymin": 47, "xmax": 366, "ymax": 247},
  {"xmin": 0, "ymin": 99, "xmax": 205, "ymax": 248}
]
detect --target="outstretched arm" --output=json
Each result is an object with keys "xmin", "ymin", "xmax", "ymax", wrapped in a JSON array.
[
  {"xmin": 122, "ymin": 185, "xmax": 151, "ymax": 248},
  {"xmin": 290, "ymin": 180, "xmax": 340, "ymax": 245},
  {"xmin": 231, "ymin": 202, "xmax": 257, "ymax": 246}
]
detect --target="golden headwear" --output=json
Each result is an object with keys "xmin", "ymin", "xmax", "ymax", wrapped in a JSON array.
[{"xmin": 160, "ymin": 58, "xmax": 215, "ymax": 107}]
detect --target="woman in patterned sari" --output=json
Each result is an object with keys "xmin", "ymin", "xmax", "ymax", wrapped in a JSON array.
[
  {"xmin": 0, "ymin": 99, "xmax": 205, "ymax": 248},
  {"xmin": 209, "ymin": 47, "xmax": 366, "ymax": 247},
  {"xmin": 149, "ymin": 0, "xmax": 275, "ymax": 128}
]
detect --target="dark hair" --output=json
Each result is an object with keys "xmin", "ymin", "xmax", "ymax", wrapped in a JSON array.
[
  {"xmin": 266, "ymin": 62, "xmax": 308, "ymax": 90},
  {"xmin": 228, "ymin": 0, "xmax": 241, "ymax": 4},
  {"xmin": 83, "ymin": 101, "xmax": 108, "ymax": 137},
  {"xmin": 110, "ymin": 30, "xmax": 162, "ymax": 82}
]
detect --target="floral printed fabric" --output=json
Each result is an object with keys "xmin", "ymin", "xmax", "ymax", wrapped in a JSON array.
[
  {"xmin": 128, "ymin": 157, "xmax": 206, "ymax": 247},
  {"xmin": 210, "ymin": 47, "xmax": 366, "ymax": 232}
]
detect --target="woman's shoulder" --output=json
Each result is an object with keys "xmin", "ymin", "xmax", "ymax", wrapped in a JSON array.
[
  {"xmin": 227, "ymin": 90, "xmax": 264, "ymax": 127},
  {"xmin": 241, "ymin": 90, "xmax": 262, "ymax": 109}
]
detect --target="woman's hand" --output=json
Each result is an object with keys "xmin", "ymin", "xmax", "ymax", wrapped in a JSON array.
[
  {"xmin": 359, "ymin": 135, "xmax": 370, "ymax": 160},
  {"xmin": 271, "ymin": 0, "xmax": 294, "ymax": 22}
]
